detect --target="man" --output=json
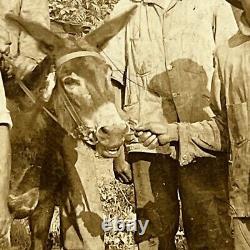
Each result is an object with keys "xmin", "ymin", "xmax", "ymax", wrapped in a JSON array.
[
  {"xmin": 137, "ymin": 1, "xmax": 250, "ymax": 249},
  {"xmin": 0, "ymin": 28, "xmax": 12, "ymax": 241},
  {"xmin": 103, "ymin": 0, "xmax": 238, "ymax": 249}
]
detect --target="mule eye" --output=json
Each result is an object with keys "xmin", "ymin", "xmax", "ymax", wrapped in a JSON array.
[{"xmin": 63, "ymin": 76, "xmax": 80, "ymax": 86}]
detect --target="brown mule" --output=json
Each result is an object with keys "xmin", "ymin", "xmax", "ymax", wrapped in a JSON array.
[{"xmin": 4, "ymin": 6, "xmax": 137, "ymax": 249}]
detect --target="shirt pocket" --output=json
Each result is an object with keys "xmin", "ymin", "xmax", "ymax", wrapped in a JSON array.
[
  {"xmin": 130, "ymin": 39, "xmax": 154, "ymax": 76},
  {"xmin": 227, "ymin": 102, "xmax": 249, "ymax": 147}
]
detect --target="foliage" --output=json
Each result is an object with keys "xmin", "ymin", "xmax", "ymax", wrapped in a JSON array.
[
  {"xmin": 48, "ymin": 0, "xmax": 119, "ymax": 28},
  {"xmin": 98, "ymin": 179, "xmax": 135, "ymax": 249}
]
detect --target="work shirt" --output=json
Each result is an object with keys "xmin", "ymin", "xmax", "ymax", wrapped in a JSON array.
[
  {"xmin": 0, "ymin": 71, "xmax": 11, "ymax": 127},
  {"xmin": 178, "ymin": 13, "xmax": 250, "ymax": 217},
  {"xmin": 0, "ymin": 0, "xmax": 50, "ymax": 64},
  {"xmin": 103, "ymin": 0, "xmax": 238, "ymax": 153}
]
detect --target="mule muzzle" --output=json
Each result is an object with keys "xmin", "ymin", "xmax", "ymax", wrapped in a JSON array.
[{"xmin": 95, "ymin": 122, "xmax": 130, "ymax": 158}]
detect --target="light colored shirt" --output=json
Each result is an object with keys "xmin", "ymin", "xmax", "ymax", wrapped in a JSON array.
[
  {"xmin": 103, "ymin": 0, "xmax": 238, "ymax": 153},
  {"xmin": 0, "ymin": 71, "xmax": 12, "ymax": 127},
  {"xmin": 0, "ymin": 0, "xmax": 50, "ymax": 64},
  {"xmin": 177, "ymin": 13, "xmax": 250, "ymax": 217}
]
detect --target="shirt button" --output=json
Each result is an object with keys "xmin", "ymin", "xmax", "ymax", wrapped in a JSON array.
[
  {"xmin": 172, "ymin": 92, "xmax": 179, "ymax": 98},
  {"xmin": 183, "ymin": 155, "xmax": 187, "ymax": 160},
  {"xmin": 167, "ymin": 64, "xmax": 173, "ymax": 71},
  {"xmin": 181, "ymin": 160, "xmax": 187, "ymax": 165}
]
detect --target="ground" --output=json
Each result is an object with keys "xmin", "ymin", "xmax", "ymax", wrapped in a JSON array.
[{"xmin": 9, "ymin": 157, "xmax": 187, "ymax": 250}]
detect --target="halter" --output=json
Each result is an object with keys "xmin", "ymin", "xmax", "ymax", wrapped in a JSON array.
[
  {"xmin": 55, "ymin": 50, "xmax": 107, "ymax": 145},
  {"xmin": 56, "ymin": 51, "xmax": 105, "ymax": 68}
]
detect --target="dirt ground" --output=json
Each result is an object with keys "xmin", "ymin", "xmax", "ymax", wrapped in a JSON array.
[{"xmin": 9, "ymin": 156, "xmax": 187, "ymax": 250}]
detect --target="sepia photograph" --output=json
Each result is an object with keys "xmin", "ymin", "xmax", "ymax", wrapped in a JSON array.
[{"xmin": 0, "ymin": 0, "xmax": 249, "ymax": 249}]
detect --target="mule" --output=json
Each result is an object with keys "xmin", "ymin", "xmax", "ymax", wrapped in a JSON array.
[{"xmin": 3, "ymin": 6, "xmax": 136, "ymax": 249}]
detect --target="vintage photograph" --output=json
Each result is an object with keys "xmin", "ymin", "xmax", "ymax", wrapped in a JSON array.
[{"xmin": 0, "ymin": 0, "xmax": 249, "ymax": 249}]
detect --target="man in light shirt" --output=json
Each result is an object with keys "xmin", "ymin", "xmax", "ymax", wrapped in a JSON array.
[{"xmin": 104, "ymin": 0, "xmax": 238, "ymax": 249}]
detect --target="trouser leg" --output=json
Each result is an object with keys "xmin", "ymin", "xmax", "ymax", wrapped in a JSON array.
[
  {"xmin": 60, "ymin": 136, "xmax": 105, "ymax": 250},
  {"xmin": 179, "ymin": 156, "xmax": 233, "ymax": 250},
  {"xmin": 233, "ymin": 217, "xmax": 250, "ymax": 250},
  {"xmin": 129, "ymin": 153, "xmax": 179, "ymax": 250}
]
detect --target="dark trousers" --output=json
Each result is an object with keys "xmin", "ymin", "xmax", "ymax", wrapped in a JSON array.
[{"xmin": 129, "ymin": 153, "xmax": 233, "ymax": 250}]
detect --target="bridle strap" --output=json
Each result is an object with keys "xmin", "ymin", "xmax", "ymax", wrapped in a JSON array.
[{"xmin": 56, "ymin": 51, "xmax": 105, "ymax": 68}]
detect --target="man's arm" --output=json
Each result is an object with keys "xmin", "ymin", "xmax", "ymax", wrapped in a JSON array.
[
  {"xmin": 102, "ymin": 1, "xmax": 136, "ymax": 183},
  {"xmin": 0, "ymin": 72, "xmax": 11, "ymax": 238},
  {"xmin": 172, "ymin": 52, "xmax": 229, "ymax": 166},
  {"xmin": 136, "ymin": 52, "xmax": 229, "ymax": 166}
]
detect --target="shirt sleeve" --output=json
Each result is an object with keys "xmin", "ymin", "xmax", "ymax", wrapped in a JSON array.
[
  {"xmin": 213, "ymin": 0, "xmax": 239, "ymax": 45},
  {"xmin": 0, "ymin": 72, "xmax": 12, "ymax": 128},
  {"xmin": 101, "ymin": 0, "xmax": 133, "ymax": 85},
  {"xmin": 177, "ymin": 52, "xmax": 229, "ymax": 166},
  {"xmin": 19, "ymin": 0, "xmax": 50, "ymax": 64}
]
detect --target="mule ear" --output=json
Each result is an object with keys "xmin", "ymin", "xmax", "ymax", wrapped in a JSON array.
[
  {"xmin": 5, "ymin": 13, "xmax": 65, "ymax": 56},
  {"xmin": 84, "ymin": 5, "xmax": 137, "ymax": 50}
]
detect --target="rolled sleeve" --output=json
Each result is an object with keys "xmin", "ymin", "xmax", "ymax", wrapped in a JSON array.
[
  {"xmin": 178, "ymin": 120, "xmax": 227, "ymax": 166},
  {"xmin": 0, "ymin": 72, "xmax": 12, "ymax": 128},
  {"xmin": 177, "ymin": 52, "xmax": 229, "ymax": 166}
]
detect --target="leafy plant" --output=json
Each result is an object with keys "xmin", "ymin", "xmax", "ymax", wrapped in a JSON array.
[{"xmin": 49, "ymin": 0, "xmax": 119, "ymax": 29}]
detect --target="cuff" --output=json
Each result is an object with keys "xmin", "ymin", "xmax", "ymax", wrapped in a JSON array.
[
  {"xmin": 178, "ymin": 123, "xmax": 217, "ymax": 166},
  {"xmin": 178, "ymin": 123, "xmax": 195, "ymax": 166}
]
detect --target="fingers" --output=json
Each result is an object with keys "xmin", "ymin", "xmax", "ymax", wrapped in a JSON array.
[
  {"xmin": 114, "ymin": 170, "xmax": 132, "ymax": 184},
  {"xmin": 135, "ymin": 122, "xmax": 168, "ymax": 134},
  {"xmin": 113, "ymin": 159, "xmax": 133, "ymax": 184},
  {"xmin": 142, "ymin": 134, "xmax": 157, "ymax": 147},
  {"xmin": 137, "ymin": 131, "xmax": 152, "ymax": 143}
]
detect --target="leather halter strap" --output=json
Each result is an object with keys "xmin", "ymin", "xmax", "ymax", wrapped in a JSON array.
[
  {"xmin": 56, "ymin": 51, "xmax": 105, "ymax": 68},
  {"xmin": 55, "ymin": 50, "xmax": 107, "ymax": 145}
]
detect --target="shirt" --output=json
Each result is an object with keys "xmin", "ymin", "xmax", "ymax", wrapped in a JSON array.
[
  {"xmin": 178, "ymin": 13, "xmax": 250, "ymax": 217},
  {"xmin": 103, "ymin": 0, "xmax": 238, "ymax": 153},
  {"xmin": 0, "ymin": 71, "xmax": 12, "ymax": 127},
  {"xmin": 0, "ymin": 0, "xmax": 50, "ymax": 64}
]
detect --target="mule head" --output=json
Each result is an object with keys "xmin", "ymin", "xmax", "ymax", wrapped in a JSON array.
[{"xmin": 6, "ymin": 6, "xmax": 136, "ymax": 158}]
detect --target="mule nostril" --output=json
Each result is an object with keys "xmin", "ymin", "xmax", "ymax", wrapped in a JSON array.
[{"xmin": 99, "ymin": 126, "xmax": 111, "ymax": 135}]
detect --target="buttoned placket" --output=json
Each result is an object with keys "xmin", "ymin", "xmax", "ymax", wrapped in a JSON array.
[{"xmin": 162, "ymin": 2, "xmax": 182, "ymax": 105}]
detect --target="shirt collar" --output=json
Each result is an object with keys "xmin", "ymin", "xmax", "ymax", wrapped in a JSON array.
[
  {"xmin": 132, "ymin": 0, "xmax": 179, "ymax": 10},
  {"xmin": 239, "ymin": 12, "xmax": 250, "ymax": 37}
]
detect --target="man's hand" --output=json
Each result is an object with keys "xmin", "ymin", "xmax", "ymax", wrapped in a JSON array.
[
  {"xmin": 13, "ymin": 56, "xmax": 37, "ymax": 80},
  {"xmin": 135, "ymin": 122, "xmax": 179, "ymax": 149},
  {"xmin": 113, "ymin": 145, "xmax": 132, "ymax": 184}
]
